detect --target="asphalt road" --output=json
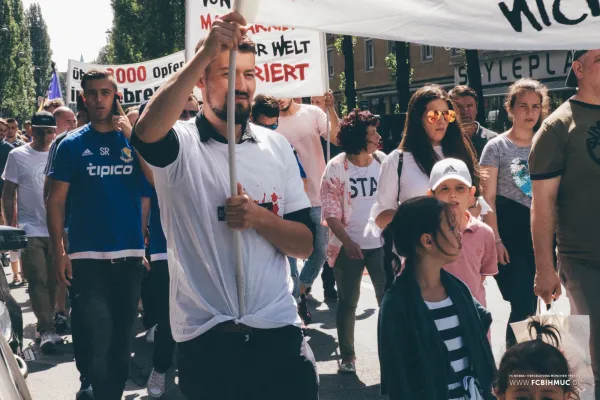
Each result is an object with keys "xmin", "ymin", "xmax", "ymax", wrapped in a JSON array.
[{"xmin": 3, "ymin": 263, "xmax": 594, "ymax": 400}]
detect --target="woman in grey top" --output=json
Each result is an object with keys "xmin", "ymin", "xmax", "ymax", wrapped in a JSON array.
[{"xmin": 480, "ymin": 79, "xmax": 550, "ymax": 347}]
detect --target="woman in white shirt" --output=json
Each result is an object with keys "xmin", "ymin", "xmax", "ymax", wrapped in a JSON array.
[
  {"xmin": 369, "ymin": 84, "xmax": 480, "ymax": 233},
  {"xmin": 321, "ymin": 109, "xmax": 387, "ymax": 373}
]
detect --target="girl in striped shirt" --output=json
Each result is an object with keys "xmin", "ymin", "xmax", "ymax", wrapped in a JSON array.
[{"xmin": 378, "ymin": 196, "xmax": 496, "ymax": 400}]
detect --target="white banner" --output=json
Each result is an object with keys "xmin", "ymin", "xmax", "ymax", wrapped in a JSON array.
[
  {"xmin": 234, "ymin": 0, "xmax": 600, "ymax": 50},
  {"xmin": 185, "ymin": 0, "xmax": 328, "ymax": 98},
  {"xmin": 65, "ymin": 51, "xmax": 186, "ymax": 105}
]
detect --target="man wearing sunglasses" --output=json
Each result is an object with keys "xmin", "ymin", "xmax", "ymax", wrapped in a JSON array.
[
  {"xmin": 276, "ymin": 93, "xmax": 340, "ymax": 324},
  {"xmin": 449, "ymin": 85, "xmax": 497, "ymax": 159},
  {"xmin": 251, "ymin": 94, "xmax": 308, "ymax": 304},
  {"xmin": 179, "ymin": 94, "xmax": 200, "ymax": 121},
  {"xmin": 2, "ymin": 112, "xmax": 59, "ymax": 354}
]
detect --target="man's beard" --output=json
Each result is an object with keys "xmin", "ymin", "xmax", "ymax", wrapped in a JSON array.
[
  {"xmin": 208, "ymin": 90, "xmax": 251, "ymax": 124},
  {"xmin": 280, "ymin": 102, "xmax": 291, "ymax": 112}
]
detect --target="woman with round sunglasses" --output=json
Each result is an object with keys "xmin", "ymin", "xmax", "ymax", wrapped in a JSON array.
[{"xmin": 369, "ymin": 84, "xmax": 480, "ymax": 235}]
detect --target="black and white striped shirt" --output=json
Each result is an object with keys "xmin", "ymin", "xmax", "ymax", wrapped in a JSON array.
[{"xmin": 425, "ymin": 297, "xmax": 471, "ymax": 400}]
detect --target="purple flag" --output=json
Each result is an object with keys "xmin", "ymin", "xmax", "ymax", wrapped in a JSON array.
[{"xmin": 47, "ymin": 69, "xmax": 62, "ymax": 100}]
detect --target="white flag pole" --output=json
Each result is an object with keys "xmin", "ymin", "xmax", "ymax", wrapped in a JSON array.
[
  {"xmin": 327, "ymin": 110, "xmax": 330, "ymax": 163},
  {"xmin": 227, "ymin": 0, "xmax": 246, "ymax": 318}
]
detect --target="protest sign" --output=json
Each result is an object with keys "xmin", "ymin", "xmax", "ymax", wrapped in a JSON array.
[
  {"xmin": 65, "ymin": 51, "xmax": 186, "ymax": 105},
  {"xmin": 185, "ymin": 0, "xmax": 328, "ymax": 98},
  {"xmin": 235, "ymin": 0, "xmax": 600, "ymax": 50}
]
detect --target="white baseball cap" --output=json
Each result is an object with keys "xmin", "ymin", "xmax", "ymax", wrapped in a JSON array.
[{"xmin": 429, "ymin": 158, "xmax": 472, "ymax": 191}]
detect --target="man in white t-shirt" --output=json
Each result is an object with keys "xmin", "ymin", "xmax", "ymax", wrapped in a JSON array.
[
  {"xmin": 2, "ymin": 111, "xmax": 60, "ymax": 354},
  {"xmin": 132, "ymin": 12, "xmax": 319, "ymax": 400},
  {"xmin": 276, "ymin": 95, "xmax": 340, "ymax": 323}
]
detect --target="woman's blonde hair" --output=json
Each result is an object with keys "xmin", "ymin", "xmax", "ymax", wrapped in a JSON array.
[{"xmin": 504, "ymin": 78, "xmax": 550, "ymax": 131}]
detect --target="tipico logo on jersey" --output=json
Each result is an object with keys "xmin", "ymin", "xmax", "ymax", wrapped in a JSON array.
[
  {"xmin": 120, "ymin": 147, "xmax": 133, "ymax": 163},
  {"xmin": 87, "ymin": 163, "xmax": 133, "ymax": 177}
]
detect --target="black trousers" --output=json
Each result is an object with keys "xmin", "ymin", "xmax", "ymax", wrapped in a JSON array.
[
  {"xmin": 494, "ymin": 251, "xmax": 537, "ymax": 347},
  {"xmin": 150, "ymin": 260, "xmax": 176, "ymax": 373},
  {"xmin": 141, "ymin": 267, "xmax": 156, "ymax": 330},
  {"xmin": 321, "ymin": 261, "xmax": 335, "ymax": 291},
  {"xmin": 495, "ymin": 196, "xmax": 538, "ymax": 347},
  {"xmin": 177, "ymin": 325, "xmax": 319, "ymax": 400},
  {"xmin": 71, "ymin": 258, "xmax": 144, "ymax": 400}
]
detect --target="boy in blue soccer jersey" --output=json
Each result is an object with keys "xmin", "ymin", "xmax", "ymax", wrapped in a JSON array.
[{"xmin": 46, "ymin": 70, "xmax": 150, "ymax": 400}]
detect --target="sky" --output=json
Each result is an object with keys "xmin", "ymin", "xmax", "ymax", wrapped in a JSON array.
[{"xmin": 22, "ymin": 0, "xmax": 113, "ymax": 72}]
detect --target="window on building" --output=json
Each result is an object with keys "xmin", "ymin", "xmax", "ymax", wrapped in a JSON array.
[
  {"xmin": 365, "ymin": 39, "xmax": 375, "ymax": 71},
  {"xmin": 421, "ymin": 45, "xmax": 433, "ymax": 62},
  {"xmin": 327, "ymin": 47, "xmax": 334, "ymax": 77},
  {"xmin": 450, "ymin": 48, "xmax": 461, "ymax": 57},
  {"xmin": 388, "ymin": 41, "xmax": 395, "ymax": 55}
]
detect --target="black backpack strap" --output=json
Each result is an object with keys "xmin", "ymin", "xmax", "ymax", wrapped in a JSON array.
[
  {"xmin": 396, "ymin": 150, "xmax": 404, "ymax": 202},
  {"xmin": 373, "ymin": 151, "xmax": 382, "ymax": 164}
]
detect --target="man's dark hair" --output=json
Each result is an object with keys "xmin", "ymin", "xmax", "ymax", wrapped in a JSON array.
[
  {"xmin": 338, "ymin": 109, "xmax": 379, "ymax": 155},
  {"xmin": 81, "ymin": 69, "xmax": 118, "ymax": 92},
  {"xmin": 5, "ymin": 118, "xmax": 17, "ymax": 124},
  {"xmin": 449, "ymin": 85, "xmax": 478, "ymax": 104},
  {"xmin": 252, "ymin": 94, "xmax": 279, "ymax": 121}
]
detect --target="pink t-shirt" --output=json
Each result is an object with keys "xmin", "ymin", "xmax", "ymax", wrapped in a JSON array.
[
  {"xmin": 276, "ymin": 104, "xmax": 329, "ymax": 207},
  {"xmin": 443, "ymin": 213, "xmax": 498, "ymax": 307}
]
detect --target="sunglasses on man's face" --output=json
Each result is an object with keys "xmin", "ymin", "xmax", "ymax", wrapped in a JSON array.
[
  {"xmin": 426, "ymin": 109, "xmax": 456, "ymax": 124},
  {"xmin": 257, "ymin": 122, "xmax": 278, "ymax": 130},
  {"xmin": 180, "ymin": 110, "xmax": 198, "ymax": 119}
]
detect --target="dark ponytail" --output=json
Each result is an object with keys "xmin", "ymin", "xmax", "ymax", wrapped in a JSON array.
[{"xmin": 528, "ymin": 318, "xmax": 561, "ymax": 348}]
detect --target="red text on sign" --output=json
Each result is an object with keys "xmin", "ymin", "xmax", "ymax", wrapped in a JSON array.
[
  {"xmin": 106, "ymin": 66, "xmax": 147, "ymax": 84},
  {"xmin": 255, "ymin": 63, "xmax": 310, "ymax": 83},
  {"xmin": 200, "ymin": 14, "xmax": 292, "ymax": 33}
]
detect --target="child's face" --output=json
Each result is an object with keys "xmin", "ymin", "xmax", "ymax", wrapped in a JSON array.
[
  {"xmin": 509, "ymin": 90, "xmax": 542, "ymax": 131},
  {"xmin": 499, "ymin": 384, "xmax": 568, "ymax": 400},
  {"xmin": 431, "ymin": 179, "xmax": 475, "ymax": 217}
]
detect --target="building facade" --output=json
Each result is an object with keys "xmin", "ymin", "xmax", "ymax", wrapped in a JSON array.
[{"xmin": 326, "ymin": 35, "xmax": 576, "ymax": 130}]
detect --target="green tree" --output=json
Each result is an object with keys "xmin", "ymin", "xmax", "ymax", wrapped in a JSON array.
[
  {"xmin": 26, "ymin": 3, "xmax": 52, "ymax": 98},
  {"xmin": 0, "ymin": 0, "xmax": 36, "ymax": 120},
  {"xmin": 385, "ymin": 41, "xmax": 412, "ymax": 114},
  {"xmin": 334, "ymin": 35, "xmax": 357, "ymax": 115},
  {"xmin": 94, "ymin": 43, "xmax": 114, "ymax": 64},
  {"xmin": 101, "ymin": 0, "xmax": 186, "ymax": 63},
  {"xmin": 139, "ymin": 0, "xmax": 185, "ymax": 59},
  {"xmin": 110, "ymin": 0, "xmax": 144, "ymax": 63}
]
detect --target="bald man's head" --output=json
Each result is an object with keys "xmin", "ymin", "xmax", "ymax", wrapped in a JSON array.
[{"xmin": 54, "ymin": 107, "xmax": 77, "ymax": 134}]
